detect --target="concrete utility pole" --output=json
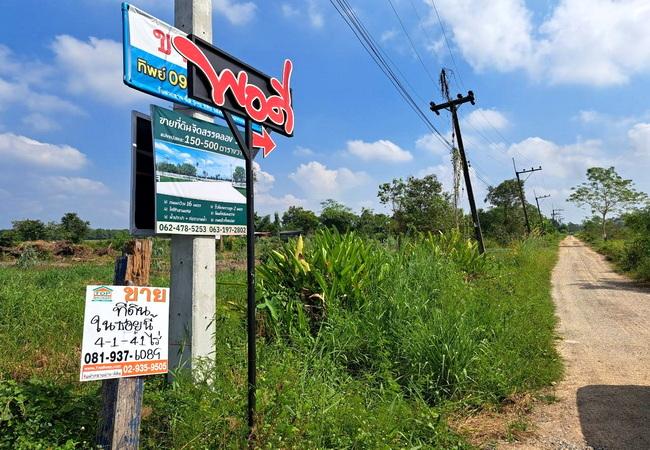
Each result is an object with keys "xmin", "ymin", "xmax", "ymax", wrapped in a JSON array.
[
  {"xmin": 534, "ymin": 192, "xmax": 550, "ymax": 225},
  {"xmin": 169, "ymin": 0, "xmax": 216, "ymax": 376},
  {"xmin": 513, "ymin": 159, "xmax": 541, "ymax": 234},
  {"xmin": 430, "ymin": 90, "xmax": 485, "ymax": 254}
]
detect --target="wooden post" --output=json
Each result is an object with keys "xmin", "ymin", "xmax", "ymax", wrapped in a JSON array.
[{"xmin": 97, "ymin": 240, "xmax": 152, "ymax": 449}]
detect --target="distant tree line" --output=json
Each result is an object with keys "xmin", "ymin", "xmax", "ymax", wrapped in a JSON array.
[
  {"xmin": 0, "ymin": 213, "xmax": 128, "ymax": 246},
  {"xmin": 2, "ymin": 170, "xmax": 577, "ymax": 249},
  {"xmin": 256, "ymin": 173, "xmax": 558, "ymax": 244}
]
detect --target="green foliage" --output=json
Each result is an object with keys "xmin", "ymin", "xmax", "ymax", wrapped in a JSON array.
[
  {"xmin": 569, "ymin": 166, "xmax": 646, "ymax": 239},
  {"xmin": 0, "ymin": 234, "xmax": 562, "ymax": 448},
  {"xmin": 419, "ymin": 230, "xmax": 487, "ymax": 277},
  {"xmin": 355, "ymin": 207, "xmax": 390, "ymax": 239},
  {"xmin": 258, "ymin": 230, "xmax": 374, "ymax": 335},
  {"xmin": 378, "ymin": 174, "xmax": 456, "ymax": 234},
  {"xmin": 281, "ymin": 206, "xmax": 320, "ymax": 234},
  {"xmin": 11, "ymin": 220, "xmax": 47, "ymax": 242},
  {"xmin": 60, "ymin": 213, "xmax": 90, "ymax": 244},
  {"xmin": 109, "ymin": 230, "xmax": 131, "ymax": 253},
  {"xmin": 16, "ymin": 246, "xmax": 40, "ymax": 269},
  {"xmin": 232, "ymin": 165, "xmax": 245, "ymax": 183},
  {"xmin": 0, "ymin": 230, "xmax": 17, "ymax": 247},
  {"xmin": 0, "ymin": 379, "xmax": 98, "ymax": 449},
  {"xmin": 319, "ymin": 199, "xmax": 357, "ymax": 233},
  {"xmin": 156, "ymin": 161, "xmax": 198, "ymax": 177},
  {"xmin": 481, "ymin": 179, "xmax": 542, "ymax": 242},
  {"xmin": 254, "ymin": 212, "xmax": 277, "ymax": 233},
  {"xmin": 582, "ymin": 207, "xmax": 650, "ymax": 281}
]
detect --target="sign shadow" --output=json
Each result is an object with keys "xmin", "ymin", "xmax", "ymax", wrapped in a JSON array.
[{"xmin": 577, "ymin": 385, "xmax": 650, "ymax": 449}]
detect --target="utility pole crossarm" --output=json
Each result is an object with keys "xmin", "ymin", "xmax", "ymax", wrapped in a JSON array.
[
  {"xmin": 430, "ymin": 91, "xmax": 475, "ymax": 115},
  {"xmin": 513, "ymin": 158, "xmax": 542, "ymax": 234},
  {"xmin": 534, "ymin": 192, "xmax": 551, "ymax": 229}
]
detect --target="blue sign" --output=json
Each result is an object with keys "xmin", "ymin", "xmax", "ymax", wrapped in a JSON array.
[{"xmin": 121, "ymin": 3, "xmax": 251, "ymax": 129}]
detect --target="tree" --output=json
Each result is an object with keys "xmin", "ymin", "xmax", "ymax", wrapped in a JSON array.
[
  {"xmin": 11, "ymin": 219, "xmax": 46, "ymax": 241},
  {"xmin": 568, "ymin": 167, "xmax": 646, "ymax": 240},
  {"xmin": 254, "ymin": 213, "xmax": 273, "ymax": 232},
  {"xmin": 378, "ymin": 175, "xmax": 454, "ymax": 234},
  {"xmin": 282, "ymin": 206, "xmax": 320, "ymax": 234},
  {"xmin": 482, "ymin": 179, "xmax": 530, "ymax": 240},
  {"xmin": 178, "ymin": 163, "xmax": 197, "ymax": 177},
  {"xmin": 44, "ymin": 221, "xmax": 64, "ymax": 240},
  {"xmin": 319, "ymin": 199, "xmax": 357, "ymax": 233},
  {"xmin": 355, "ymin": 208, "xmax": 390, "ymax": 238},
  {"xmin": 60, "ymin": 212, "xmax": 90, "ymax": 243},
  {"xmin": 273, "ymin": 212, "xmax": 281, "ymax": 235},
  {"xmin": 233, "ymin": 166, "xmax": 245, "ymax": 183}
]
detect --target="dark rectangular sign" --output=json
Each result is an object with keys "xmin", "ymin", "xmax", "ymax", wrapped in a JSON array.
[
  {"xmin": 183, "ymin": 34, "xmax": 294, "ymax": 137},
  {"xmin": 130, "ymin": 111, "xmax": 155, "ymax": 236}
]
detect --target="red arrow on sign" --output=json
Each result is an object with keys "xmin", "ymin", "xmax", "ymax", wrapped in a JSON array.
[{"xmin": 252, "ymin": 128, "xmax": 276, "ymax": 158}]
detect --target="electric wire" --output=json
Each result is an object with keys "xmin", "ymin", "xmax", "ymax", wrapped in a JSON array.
[
  {"xmin": 386, "ymin": 0, "xmax": 438, "ymax": 85},
  {"xmin": 329, "ymin": 0, "xmax": 453, "ymax": 149},
  {"xmin": 422, "ymin": 0, "xmax": 541, "ymax": 172}
]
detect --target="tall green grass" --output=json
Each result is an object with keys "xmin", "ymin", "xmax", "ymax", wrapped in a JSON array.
[{"xmin": 0, "ymin": 233, "xmax": 561, "ymax": 449}]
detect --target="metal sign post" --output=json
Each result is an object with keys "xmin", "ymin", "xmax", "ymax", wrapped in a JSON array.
[{"xmin": 222, "ymin": 111, "xmax": 258, "ymax": 431}]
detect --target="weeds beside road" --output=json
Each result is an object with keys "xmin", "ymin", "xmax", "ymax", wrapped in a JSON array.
[{"xmin": 0, "ymin": 233, "xmax": 561, "ymax": 449}]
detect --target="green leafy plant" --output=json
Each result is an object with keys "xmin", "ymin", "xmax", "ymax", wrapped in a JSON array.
[{"xmin": 420, "ymin": 230, "xmax": 488, "ymax": 277}]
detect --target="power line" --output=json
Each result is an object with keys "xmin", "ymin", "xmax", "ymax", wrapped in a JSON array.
[
  {"xmin": 329, "ymin": 0, "xmax": 452, "ymax": 149},
  {"xmin": 386, "ymin": 0, "xmax": 437, "ymax": 84},
  {"xmin": 422, "ymin": 0, "xmax": 541, "ymax": 171}
]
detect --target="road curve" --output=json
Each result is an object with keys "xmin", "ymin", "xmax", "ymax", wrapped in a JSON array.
[{"xmin": 504, "ymin": 236, "xmax": 650, "ymax": 450}]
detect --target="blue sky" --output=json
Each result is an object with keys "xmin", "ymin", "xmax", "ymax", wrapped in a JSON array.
[{"xmin": 2, "ymin": 0, "xmax": 650, "ymax": 228}]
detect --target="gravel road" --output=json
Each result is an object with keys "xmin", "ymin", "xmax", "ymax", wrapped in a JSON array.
[{"xmin": 503, "ymin": 236, "xmax": 650, "ymax": 450}]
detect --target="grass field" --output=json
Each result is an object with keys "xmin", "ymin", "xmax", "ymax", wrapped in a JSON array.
[{"xmin": 0, "ymin": 234, "xmax": 562, "ymax": 449}]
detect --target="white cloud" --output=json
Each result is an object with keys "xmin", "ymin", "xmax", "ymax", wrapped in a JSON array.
[
  {"xmin": 507, "ymin": 137, "xmax": 609, "ymax": 179},
  {"xmin": 628, "ymin": 123, "xmax": 650, "ymax": 156},
  {"xmin": 0, "ymin": 77, "xmax": 81, "ymax": 116},
  {"xmin": 281, "ymin": 1, "xmax": 324, "ymax": 29},
  {"xmin": 415, "ymin": 133, "xmax": 450, "ymax": 156},
  {"xmin": 289, "ymin": 161, "xmax": 369, "ymax": 198},
  {"xmin": 253, "ymin": 161, "xmax": 306, "ymax": 213},
  {"xmin": 214, "ymin": 0, "xmax": 256, "ymax": 26},
  {"xmin": 253, "ymin": 161, "xmax": 275, "ymax": 193},
  {"xmin": 0, "ymin": 133, "xmax": 87, "ymax": 170},
  {"xmin": 44, "ymin": 176, "xmax": 109, "ymax": 194},
  {"xmin": 51, "ymin": 35, "xmax": 144, "ymax": 106},
  {"xmin": 308, "ymin": 0, "xmax": 324, "ymax": 28},
  {"xmin": 463, "ymin": 108, "xmax": 509, "ymax": 130},
  {"xmin": 293, "ymin": 146, "xmax": 315, "ymax": 157},
  {"xmin": 430, "ymin": 0, "xmax": 650, "ymax": 86},
  {"xmin": 431, "ymin": 0, "xmax": 536, "ymax": 74},
  {"xmin": 281, "ymin": 3, "xmax": 299, "ymax": 17},
  {"xmin": 22, "ymin": 113, "xmax": 60, "ymax": 132},
  {"xmin": 0, "ymin": 133, "xmax": 121, "ymax": 228},
  {"xmin": 346, "ymin": 139, "xmax": 413, "ymax": 162},
  {"xmin": 575, "ymin": 110, "xmax": 605, "ymax": 124},
  {"xmin": 417, "ymin": 164, "xmax": 454, "ymax": 189},
  {"xmin": 381, "ymin": 30, "xmax": 398, "ymax": 43}
]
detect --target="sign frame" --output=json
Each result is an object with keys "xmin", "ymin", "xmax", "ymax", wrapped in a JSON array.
[{"xmin": 130, "ymin": 111, "xmax": 156, "ymax": 236}]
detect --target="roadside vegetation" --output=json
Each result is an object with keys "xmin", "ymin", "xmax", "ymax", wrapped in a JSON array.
[
  {"xmin": 0, "ymin": 230, "xmax": 561, "ymax": 449},
  {"xmin": 568, "ymin": 166, "xmax": 650, "ymax": 281},
  {"xmin": 0, "ymin": 173, "xmax": 567, "ymax": 448}
]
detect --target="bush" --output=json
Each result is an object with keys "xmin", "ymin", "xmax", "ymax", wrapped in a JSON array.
[{"xmin": 257, "ymin": 231, "xmax": 561, "ymax": 407}]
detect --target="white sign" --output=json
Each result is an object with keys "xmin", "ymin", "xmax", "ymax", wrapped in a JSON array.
[{"xmin": 80, "ymin": 285, "xmax": 169, "ymax": 382}]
